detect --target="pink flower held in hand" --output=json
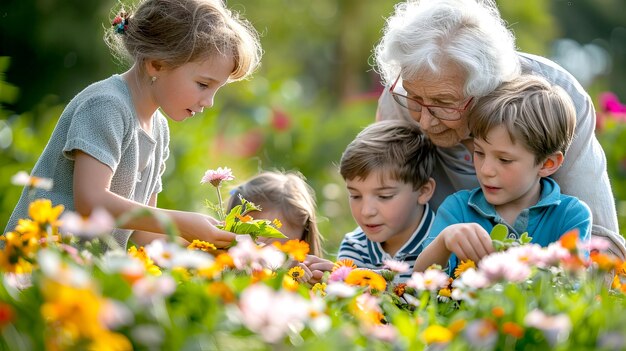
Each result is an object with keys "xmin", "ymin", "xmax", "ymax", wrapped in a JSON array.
[{"xmin": 201, "ymin": 167, "xmax": 235, "ymax": 187}]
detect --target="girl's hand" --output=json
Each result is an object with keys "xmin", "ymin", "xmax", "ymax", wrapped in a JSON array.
[
  {"xmin": 441, "ymin": 223, "xmax": 494, "ymax": 263},
  {"xmin": 177, "ymin": 212, "xmax": 236, "ymax": 248}
]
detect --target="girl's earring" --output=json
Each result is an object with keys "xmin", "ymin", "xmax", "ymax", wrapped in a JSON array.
[{"xmin": 151, "ymin": 76, "xmax": 157, "ymax": 85}]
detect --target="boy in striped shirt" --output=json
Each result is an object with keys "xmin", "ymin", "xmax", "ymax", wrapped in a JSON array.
[{"xmin": 337, "ymin": 119, "xmax": 437, "ymax": 282}]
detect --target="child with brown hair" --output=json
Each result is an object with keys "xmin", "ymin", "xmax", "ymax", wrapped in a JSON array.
[
  {"xmin": 5, "ymin": 0, "xmax": 262, "ymax": 249},
  {"xmin": 338, "ymin": 119, "xmax": 438, "ymax": 282}
]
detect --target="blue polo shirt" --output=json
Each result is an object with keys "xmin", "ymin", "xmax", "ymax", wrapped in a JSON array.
[
  {"xmin": 422, "ymin": 177, "xmax": 591, "ymax": 275},
  {"xmin": 338, "ymin": 203, "xmax": 434, "ymax": 282}
]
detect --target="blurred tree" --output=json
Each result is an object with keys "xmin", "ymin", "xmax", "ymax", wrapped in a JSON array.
[{"xmin": 0, "ymin": 0, "xmax": 116, "ymax": 114}]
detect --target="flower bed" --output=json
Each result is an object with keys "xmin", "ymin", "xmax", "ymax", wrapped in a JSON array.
[{"xmin": 2, "ymin": 198, "xmax": 626, "ymax": 350}]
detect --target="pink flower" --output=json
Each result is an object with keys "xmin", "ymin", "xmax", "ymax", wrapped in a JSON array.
[
  {"xmin": 60, "ymin": 207, "xmax": 115, "ymax": 239},
  {"xmin": 524, "ymin": 309, "xmax": 572, "ymax": 346},
  {"xmin": 328, "ymin": 266, "xmax": 354, "ymax": 282},
  {"xmin": 383, "ymin": 259, "xmax": 410, "ymax": 273},
  {"xmin": 201, "ymin": 167, "xmax": 235, "ymax": 187}
]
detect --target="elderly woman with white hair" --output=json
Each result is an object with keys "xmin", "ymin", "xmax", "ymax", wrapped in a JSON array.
[{"xmin": 374, "ymin": 0, "xmax": 626, "ymax": 258}]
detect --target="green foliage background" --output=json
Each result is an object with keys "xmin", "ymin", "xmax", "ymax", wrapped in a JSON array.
[{"xmin": 1, "ymin": 0, "xmax": 625, "ymax": 256}]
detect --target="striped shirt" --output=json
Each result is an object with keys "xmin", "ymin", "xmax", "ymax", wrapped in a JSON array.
[{"xmin": 337, "ymin": 204, "xmax": 434, "ymax": 282}]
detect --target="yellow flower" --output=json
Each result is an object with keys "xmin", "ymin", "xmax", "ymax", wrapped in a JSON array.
[
  {"xmin": 288, "ymin": 266, "xmax": 306, "ymax": 281},
  {"xmin": 312, "ymin": 282, "xmax": 327, "ymax": 296},
  {"xmin": 454, "ymin": 259, "xmax": 476, "ymax": 278},
  {"xmin": 0, "ymin": 232, "xmax": 38, "ymax": 273},
  {"xmin": 333, "ymin": 258, "xmax": 357, "ymax": 272},
  {"xmin": 272, "ymin": 218, "xmax": 282, "ymax": 228},
  {"xmin": 187, "ymin": 240, "xmax": 217, "ymax": 252},
  {"xmin": 282, "ymin": 275, "xmax": 299, "ymax": 291},
  {"xmin": 127, "ymin": 246, "xmax": 161, "ymax": 276},
  {"xmin": 40, "ymin": 280, "xmax": 107, "ymax": 347},
  {"xmin": 274, "ymin": 240, "xmax": 309, "ymax": 262},
  {"xmin": 29, "ymin": 199, "xmax": 64, "ymax": 228},
  {"xmin": 14, "ymin": 218, "xmax": 45, "ymax": 241},
  {"xmin": 88, "ymin": 332, "xmax": 133, "ymax": 351},
  {"xmin": 345, "ymin": 269, "xmax": 387, "ymax": 292},
  {"xmin": 422, "ymin": 325, "xmax": 453, "ymax": 344},
  {"xmin": 438, "ymin": 287, "xmax": 452, "ymax": 298}
]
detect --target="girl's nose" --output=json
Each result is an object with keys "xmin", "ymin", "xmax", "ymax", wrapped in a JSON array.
[{"xmin": 200, "ymin": 90, "xmax": 216, "ymax": 109}]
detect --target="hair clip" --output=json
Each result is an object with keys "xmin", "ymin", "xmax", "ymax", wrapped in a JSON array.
[{"xmin": 112, "ymin": 11, "xmax": 129, "ymax": 35}]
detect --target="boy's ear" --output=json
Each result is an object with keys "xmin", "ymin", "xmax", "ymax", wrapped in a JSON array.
[
  {"xmin": 538, "ymin": 152, "xmax": 564, "ymax": 177},
  {"xmin": 417, "ymin": 178, "xmax": 436, "ymax": 205}
]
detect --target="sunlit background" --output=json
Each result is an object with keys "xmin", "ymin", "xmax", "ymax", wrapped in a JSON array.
[{"xmin": 1, "ymin": 0, "xmax": 625, "ymax": 256}]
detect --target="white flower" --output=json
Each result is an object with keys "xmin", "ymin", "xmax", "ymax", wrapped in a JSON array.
[
  {"xmin": 238, "ymin": 284, "xmax": 310, "ymax": 343},
  {"xmin": 11, "ymin": 171, "xmax": 53, "ymax": 190},
  {"xmin": 406, "ymin": 268, "xmax": 449, "ymax": 291}
]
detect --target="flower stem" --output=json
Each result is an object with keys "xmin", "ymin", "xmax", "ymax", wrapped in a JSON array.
[{"xmin": 216, "ymin": 186, "xmax": 225, "ymax": 221}]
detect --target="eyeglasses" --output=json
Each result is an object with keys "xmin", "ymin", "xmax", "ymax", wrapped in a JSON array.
[{"xmin": 389, "ymin": 74, "xmax": 473, "ymax": 121}]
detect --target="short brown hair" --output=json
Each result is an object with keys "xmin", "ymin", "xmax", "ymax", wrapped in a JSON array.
[
  {"xmin": 340, "ymin": 120, "xmax": 436, "ymax": 190},
  {"xmin": 468, "ymin": 75, "xmax": 576, "ymax": 164},
  {"xmin": 106, "ymin": 0, "xmax": 262, "ymax": 81}
]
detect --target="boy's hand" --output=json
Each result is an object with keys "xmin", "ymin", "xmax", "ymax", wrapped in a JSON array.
[{"xmin": 442, "ymin": 223, "xmax": 494, "ymax": 263}]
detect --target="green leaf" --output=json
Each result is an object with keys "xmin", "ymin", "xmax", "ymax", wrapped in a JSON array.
[{"xmin": 490, "ymin": 224, "xmax": 509, "ymax": 241}]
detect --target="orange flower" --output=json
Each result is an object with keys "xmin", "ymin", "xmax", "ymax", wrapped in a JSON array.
[
  {"xmin": 333, "ymin": 258, "xmax": 357, "ymax": 272},
  {"xmin": 502, "ymin": 321, "xmax": 524, "ymax": 338},
  {"xmin": 590, "ymin": 251, "xmax": 617, "ymax": 271},
  {"xmin": 394, "ymin": 283, "xmax": 407, "ymax": 297},
  {"xmin": 612, "ymin": 275, "xmax": 622, "ymax": 290},
  {"xmin": 559, "ymin": 230, "xmax": 579, "ymax": 251},
  {"xmin": 274, "ymin": 240, "xmax": 309, "ymax": 262},
  {"xmin": 448, "ymin": 319, "xmax": 466, "ymax": 334},
  {"xmin": 492, "ymin": 306, "xmax": 505, "ymax": 318},
  {"xmin": 207, "ymin": 282, "xmax": 235, "ymax": 303},
  {"xmin": 345, "ymin": 269, "xmax": 386, "ymax": 292},
  {"xmin": 236, "ymin": 214, "xmax": 253, "ymax": 223},
  {"xmin": 251, "ymin": 268, "xmax": 275, "ymax": 283},
  {"xmin": 187, "ymin": 240, "xmax": 217, "ymax": 252}
]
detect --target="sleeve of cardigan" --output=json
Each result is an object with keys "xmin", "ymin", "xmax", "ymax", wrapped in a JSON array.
[{"xmin": 62, "ymin": 95, "xmax": 129, "ymax": 172}]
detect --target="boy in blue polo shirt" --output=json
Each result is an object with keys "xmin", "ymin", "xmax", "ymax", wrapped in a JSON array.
[
  {"xmin": 337, "ymin": 119, "xmax": 437, "ymax": 282},
  {"xmin": 414, "ymin": 75, "xmax": 591, "ymax": 273}
]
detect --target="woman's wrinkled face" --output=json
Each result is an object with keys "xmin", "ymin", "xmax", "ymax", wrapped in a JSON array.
[{"xmin": 400, "ymin": 62, "xmax": 472, "ymax": 147}]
